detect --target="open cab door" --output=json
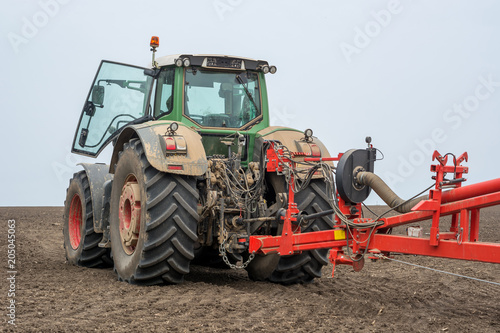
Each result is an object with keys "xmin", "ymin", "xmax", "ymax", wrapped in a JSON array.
[{"xmin": 72, "ymin": 61, "xmax": 154, "ymax": 157}]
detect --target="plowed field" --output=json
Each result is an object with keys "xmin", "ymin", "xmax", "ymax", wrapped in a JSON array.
[{"xmin": 1, "ymin": 206, "xmax": 499, "ymax": 332}]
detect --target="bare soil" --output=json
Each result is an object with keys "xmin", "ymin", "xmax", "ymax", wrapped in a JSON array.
[{"xmin": 1, "ymin": 206, "xmax": 499, "ymax": 332}]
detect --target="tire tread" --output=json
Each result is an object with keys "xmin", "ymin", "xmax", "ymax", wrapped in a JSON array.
[
  {"xmin": 63, "ymin": 171, "xmax": 112, "ymax": 268},
  {"xmin": 111, "ymin": 139, "xmax": 198, "ymax": 285},
  {"xmin": 269, "ymin": 179, "xmax": 334, "ymax": 284}
]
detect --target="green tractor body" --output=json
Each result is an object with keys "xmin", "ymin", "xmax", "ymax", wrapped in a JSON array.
[{"xmin": 64, "ymin": 48, "xmax": 334, "ymax": 285}]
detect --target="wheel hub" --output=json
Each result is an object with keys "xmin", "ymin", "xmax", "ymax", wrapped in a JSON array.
[{"xmin": 119, "ymin": 178, "xmax": 141, "ymax": 255}]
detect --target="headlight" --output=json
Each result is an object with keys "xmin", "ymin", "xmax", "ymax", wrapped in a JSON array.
[
  {"xmin": 169, "ymin": 122, "xmax": 179, "ymax": 132},
  {"xmin": 304, "ymin": 128, "xmax": 313, "ymax": 141}
]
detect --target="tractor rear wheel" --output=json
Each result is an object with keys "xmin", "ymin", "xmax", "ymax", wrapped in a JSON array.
[
  {"xmin": 268, "ymin": 180, "xmax": 334, "ymax": 284},
  {"xmin": 63, "ymin": 171, "xmax": 111, "ymax": 267},
  {"xmin": 109, "ymin": 139, "xmax": 199, "ymax": 285}
]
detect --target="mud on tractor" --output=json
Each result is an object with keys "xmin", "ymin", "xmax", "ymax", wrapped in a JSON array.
[{"xmin": 64, "ymin": 37, "xmax": 500, "ymax": 285}]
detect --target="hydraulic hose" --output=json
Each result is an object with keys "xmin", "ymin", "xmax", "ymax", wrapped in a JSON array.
[{"xmin": 356, "ymin": 171, "xmax": 427, "ymax": 213}]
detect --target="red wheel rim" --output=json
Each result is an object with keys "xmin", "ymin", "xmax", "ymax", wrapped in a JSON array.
[
  {"xmin": 119, "ymin": 175, "xmax": 141, "ymax": 255},
  {"xmin": 69, "ymin": 194, "xmax": 83, "ymax": 250}
]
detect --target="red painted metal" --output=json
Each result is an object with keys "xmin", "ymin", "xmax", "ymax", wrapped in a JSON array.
[
  {"xmin": 249, "ymin": 229, "xmax": 348, "ymax": 254},
  {"xmin": 470, "ymin": 209, "xmax": 480, "ymax": 242},
  {"xmin": 304, "ymin": 153, "xmax": 342, "ymax": 162},
  {"xmin": 381, "ymin": 192, "xmax": 500, "ymax": 229},
  {"xmin": 264, "ymin": 142, "xmax": 301, "ymax": 255},
  {"xmin": 68, "ymin": 193, "xmax": 83, "ymax": 250},
  {"xmin": 365, "ymin": 234, "xmax": 500, "ymax": 263},
  {"xmin": 119, "ymin": 176, "xmax": 141, "ymax": 255},
  {"xmin": 265, "ymin": 144, "xmax": 282, "ymax": 173},
  {"xmin": 249, "ymin": 146, "xmax": 500, "ymax": 277},
  {"xmin": 336, "ymin": 197, "xmax": 362, "ymax": 222},
  {"xmin": 328, "ymin": 249, "xmax": 363, "ymax": 278},
  {"xmin": 277, "ymin": 182, "xmax": 300, "ymax": 256},
  {"xmin": 441, "ymin": 178, "xmax": 500, "ymax": 204}
]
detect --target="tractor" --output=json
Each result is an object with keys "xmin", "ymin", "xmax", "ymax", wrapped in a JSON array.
[
  {"xmin": 64, "ymin": 37, "xmax": 500, "ymax": 286},
  {"xmin": 64, "ymin": 36, "xmax": 336, "ymax": 285}
]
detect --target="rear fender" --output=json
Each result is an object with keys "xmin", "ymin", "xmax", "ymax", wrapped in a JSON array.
[
  {"xmin": 78, "ymin": 163, "xmax": 113, "ymax": 233},
  {"xmin": 254, "ymin": 126, "xmax": 333, "ymax": 178},
  {"xmin": 109, "ymin": 121, "xmax": 208, "ymax": 176}
]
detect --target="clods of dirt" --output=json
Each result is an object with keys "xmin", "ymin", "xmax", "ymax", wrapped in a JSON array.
[{"xmin": 0, "ymin": 206, "xmax": 498, "ymax": 332}]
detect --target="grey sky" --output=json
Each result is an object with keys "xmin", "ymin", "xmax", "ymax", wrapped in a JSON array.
[{"xmin": 2, "ymin": 0, "xmax": 499, "ymax": 206}]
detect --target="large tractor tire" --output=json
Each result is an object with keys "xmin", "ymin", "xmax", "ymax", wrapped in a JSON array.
[
  {"xmin": 63, "ymin": 171, "xmax": 111, "ymax": 267},
  {"xmin": 268, "ymin": 180, "xmax": 334, "ymax": 284},
  {"xmin": 109, "ymin": 138, "xmax": 199, "ymax": 285}
]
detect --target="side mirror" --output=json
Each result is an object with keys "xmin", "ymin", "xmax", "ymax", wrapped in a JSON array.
[
  {"xmin": 91, "ymin": 85, "xmax": 105, "ymax": 106},
  {"xmin": 144, "ymin": 68, "xmax": 161, "ymax": 78}
]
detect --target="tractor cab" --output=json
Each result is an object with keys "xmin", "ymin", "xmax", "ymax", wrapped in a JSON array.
[
  {"xmin": 154, "ymin": 54, "xmax": 270, "ymax": 129},
  {"xmin": 72, "ymin": 37, "xmax": 277, "ymax": 162}
]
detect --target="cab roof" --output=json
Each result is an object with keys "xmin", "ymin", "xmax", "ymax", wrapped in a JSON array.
[{"xmin": 154, "ymin": 54, "xmax": 270, "ymax": 71}]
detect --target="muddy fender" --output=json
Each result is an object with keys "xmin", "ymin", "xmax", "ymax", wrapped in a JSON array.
[
  {"xmin": 110, "ymin": 121, "xmax": 208, "ymax": 176},
  {"xmin": 254, "ymin": 126, "xmax": 333, "ymax": 177},
  {"xmin": 78, "ymin": 163, "xmax": 113, "ymax": 233}
]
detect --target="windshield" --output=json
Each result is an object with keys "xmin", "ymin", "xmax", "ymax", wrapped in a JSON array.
[{"xmin": 184, "ymin": 69, "xmax": 261, "ymax": 128}]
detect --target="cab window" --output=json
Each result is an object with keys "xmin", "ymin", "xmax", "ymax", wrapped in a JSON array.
[
  {"xmin": 154, "ymin": 68, "xmax": 175, "ymax": 118},
  {"xmin": 184, "ymin": 68, "xmax": 261, "ymax": 128}
]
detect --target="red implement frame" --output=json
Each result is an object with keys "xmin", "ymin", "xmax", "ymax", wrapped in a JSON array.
[{"xmin": 249, "ymin": 145, "xmax": 500, "ymax": 276}]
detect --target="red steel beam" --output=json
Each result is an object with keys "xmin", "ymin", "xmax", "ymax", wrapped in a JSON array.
[
  {"xmin": 382, "ymin": 191, "xmax": 500, "ymax": 229},
  {"xmin": 249, "ymin": 192, "xmax": 500, "ymax": 258},
  {"xmin": 365, "ymin": 234, "xmax": 500, "ymax": 263},
  {"xmin": 249, "ymin": 193, "xmax": 500, "ymax": 262},
  {"xmin": 441, "ymin": 178, "xmax": 500, "ymax": 204},
  {"xmin": 249, "ymin": 229, "xmax": 347, "ymax": 255}
]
